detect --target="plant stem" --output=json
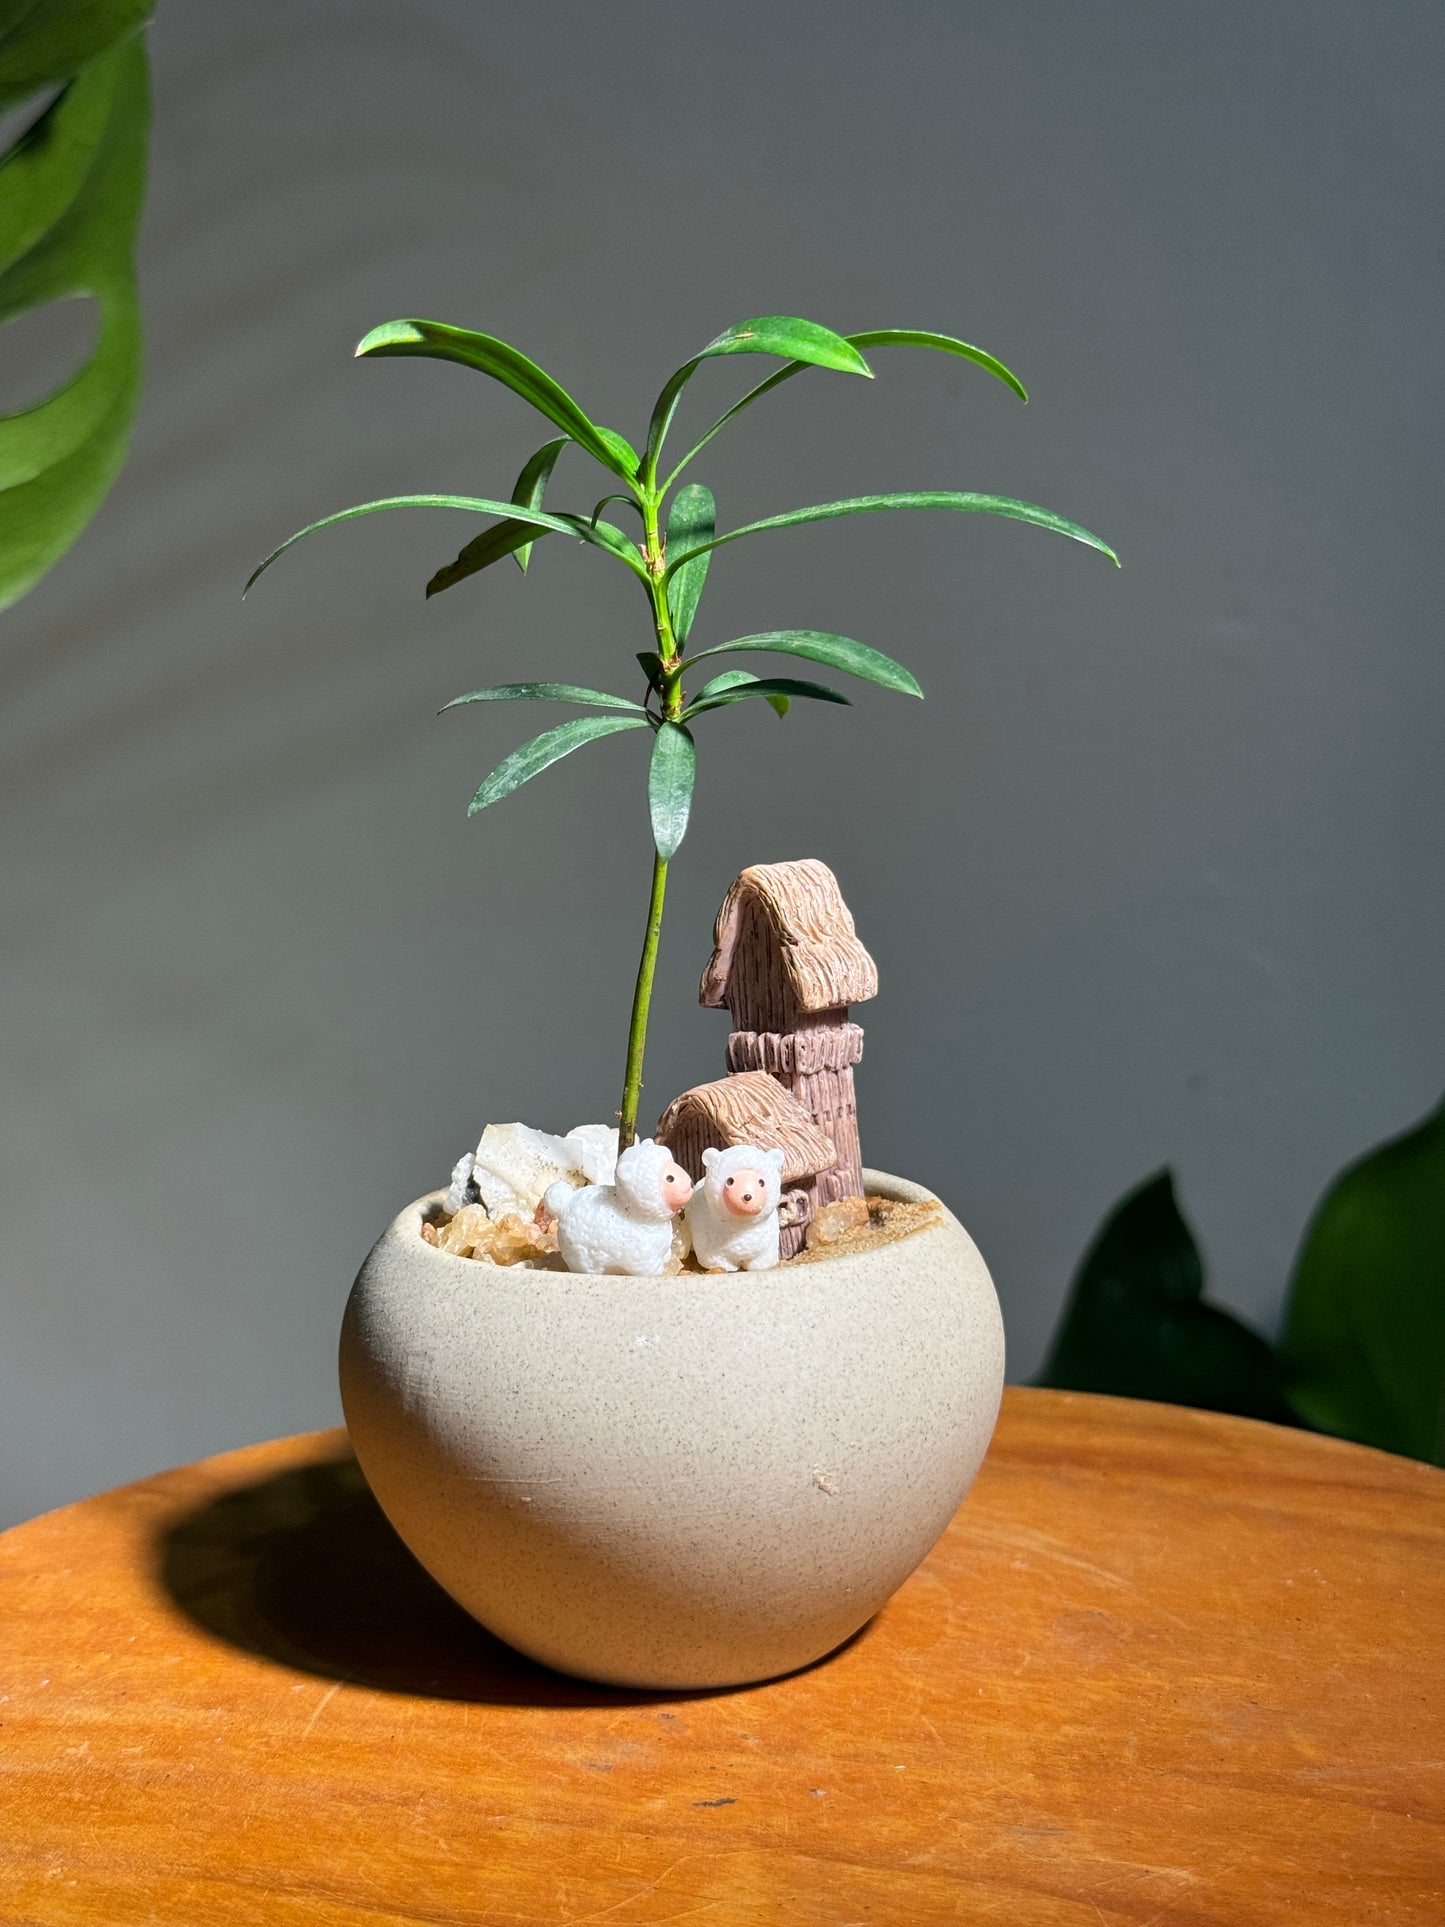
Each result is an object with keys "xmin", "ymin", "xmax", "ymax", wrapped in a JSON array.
[
  {"xmin": 616, "ymin": 486, "xmax": 682, "ymax": 1148},
  {"xmin": 618, "ymin": 846, "xmax": 668, "ymax": 1147}
]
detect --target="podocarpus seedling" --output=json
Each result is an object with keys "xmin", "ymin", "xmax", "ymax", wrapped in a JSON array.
[{"xmin": 247, "ymin": 314, "xmax": 1117, "ymax": 1146}]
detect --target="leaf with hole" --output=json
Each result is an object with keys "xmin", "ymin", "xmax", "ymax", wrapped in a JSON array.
[
  {"xmin": 355, "ymin": 319, "xmax": 639, "ymax": 480},
  {"xmin": 665, "ymin": 483, "xmax": 714, "ymax": 644},
  {"xmin": 686, "ymin": 630, "xmax": 922, "ymax": 698},
  {"xmin": 467, "ymin": 714, "xmax": 647, "ymax": 816},
  {"xmin": 0, "ymin": 26, "xmax": 150, "ymax": 611},
  {"xmin": 644, "ymin": 313, "xmax": 870, "ymax": 478},
  {"xmin": 441, "ymin": 682, "xmax": 643, "ymax": 715},
  {"xmin": 664, "ymin": 491, "xmax": 1119, "ymax": 580},
  {"xmin": 648, "ymin": 721, "xmax": 695, "ymax": 860}
]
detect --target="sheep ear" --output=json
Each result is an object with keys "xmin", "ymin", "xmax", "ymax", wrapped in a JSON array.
[
  {"xmin": 701, "ymin": 1147, "xmax": 719, "ymax": 1169},
  {"xmin": 766, "ymin": 1148, "xmax": 785, "ymax": 1170}
]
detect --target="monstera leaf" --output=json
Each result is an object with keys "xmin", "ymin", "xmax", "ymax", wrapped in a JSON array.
[
  {"xmin": 0, "ymin": 3, "xmax": 152, "ymax": 612},
  {"xmin": 1038, "ymin": 1170, "xmax": 1294, "ymax": 1423}
]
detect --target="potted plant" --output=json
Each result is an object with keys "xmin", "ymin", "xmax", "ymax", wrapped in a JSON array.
[{"xmin": 249, "ymin": 313, "xmax": 1115, "ymax": 1688}]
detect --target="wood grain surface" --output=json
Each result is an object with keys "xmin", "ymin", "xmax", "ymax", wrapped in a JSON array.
[{"xmin": 2, "ymin": 1388, "xmax": 1441, "ymax": 1925}]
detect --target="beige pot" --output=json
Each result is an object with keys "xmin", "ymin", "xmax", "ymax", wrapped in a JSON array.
[{"xmin": 339, "ymin": 1169, "xmax": 1004, "ymax": 1689}]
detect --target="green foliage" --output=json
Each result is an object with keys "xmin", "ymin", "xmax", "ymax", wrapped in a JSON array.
[
  {"xmin": 1042, "ymin": 1099, "xmax": 1445, "ymax": 1465},
  {"xmin": 467, "ymin": 713, "xmax": 646, "ymax": 816},
  {"xmin": 250, "ymin": 307, "xmax": 1115, "ymax": 1140},
  {"xmin": 0, "ymin": 2, "xmax": 152, "ymax": 611},
  {"xmin": 1038, "ymin": 1173, "xmax": 1293, "ymax": 1423},
  {"xmin": 440, "ymin": 682, "xmax": 643, "ymax": 715},
  {"xmin": 664, "ymin": 483, "xmax": 713, "ymax": 645},
  {"xmin": 355, "ymin": 320, "xmax": 639, "ymax": 480},
  {"xmin": 647, "ymin": 722, "xmax": 695, "ymax": 861},
  {"xmin": 1281, "ymin": 1098, "xmax": 1445, "ymax": 1465}
]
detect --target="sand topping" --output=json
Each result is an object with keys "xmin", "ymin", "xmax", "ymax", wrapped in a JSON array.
[{"xmin": 422, "ymin": 1189, "xmax": 940, "ymax": 1271}]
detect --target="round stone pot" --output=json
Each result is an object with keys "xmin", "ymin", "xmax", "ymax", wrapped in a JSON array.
[{"xmin": 339, "ymin": 1169, "xmax": 1004, "ymax": 1690}]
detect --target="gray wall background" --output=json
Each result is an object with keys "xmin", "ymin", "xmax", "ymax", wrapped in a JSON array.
[{"xmin": 3, "ymin": 0, "xmax": 1441, "ymax": 1528}]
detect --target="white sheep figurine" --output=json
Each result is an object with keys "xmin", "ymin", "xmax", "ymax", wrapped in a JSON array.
[
  {"xmin": 685, "ymin": 1144, "xmax": 786, "ymax": 1272},
  {"xmin": 543, "ymin": 1138, "xmax": 693, "ymax": 1276}
]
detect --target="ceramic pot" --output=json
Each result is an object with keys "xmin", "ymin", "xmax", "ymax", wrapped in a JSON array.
[{"xmin": 339, "ymin": 1169, "xmax": 1004, "ymax": 1690}]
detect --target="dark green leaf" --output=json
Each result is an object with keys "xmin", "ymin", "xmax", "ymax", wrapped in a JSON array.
[
  {"xmin": 648, "ymin": 721, "xmax": 695, "ymax": 860},
  {"xmin": 467, "ymin": 713, "xmax": 646, "ymax": 816},
  {"xmin": 354, "ymin": 319, "xmax": 639, "ymax": 481},
  {"xmin": 664, "ymin": 492, "xmax": 1119, "ymax": 581},
  {"xmin": 0, "ymin": 33, "xmax": 148, "ymax": 610},
  {"xmin": 684, "ymin": 674, "xmax": 850, "ymax": 719},
  {"xmin": 0, "ymin": 0, "xmax": 151, "ymax": 110},
  {"xmin": 686, "ymin": 630, "xmax": 923, "ymax": 699},
  {"xmin": 644, "ymin": 313, "xmax": 870, "ymax": 478},
  {"xmin": 552, "ymin": 511, "xmax": 643, "ymax": 571},
  {"xmin": 441, "ymin": 682, "xmax": 643, "ymax": 715},
  {"xmin": 245, "ymin": 493, "xmax": 647, "ymax": 597},
  {"xmin": 665, "ymin": 483, "xmax": 714, "ymax": 644},
  {"xmin": 1281, "ymin": 1098, "xmax": 1445, "ymax": 1465},
  {"xmin": 1037, "ymin": 1171, "xmax": 1294, "ymax": 1424},
  {"xmin": 636, "ymin": 650, "xmax": 664, "ymax": 693},
  {"xmin": 509, "ymin": 435, "xmax": 568, "ymax": 574},
  {"xmin": 685, "ymin": 668, "xmax": 788, "ymax": 719},
  {"xmin": 666, "ymin": 326, "xmax": 1026, "ymax": 483},
  {"xmin": 427, "ymin": 516, "xmax": 547, "ymax": 596}
]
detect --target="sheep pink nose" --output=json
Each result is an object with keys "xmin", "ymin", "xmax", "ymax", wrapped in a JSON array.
[
  {"xmin": 661, "ymin": 1161, "xmax": 693, "ymax": 1211},
  {"xmin": 722, "ymin": 1168, "xmax": 767, "ymax": 1217}
]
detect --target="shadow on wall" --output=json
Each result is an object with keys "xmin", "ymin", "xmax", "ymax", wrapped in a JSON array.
[{"xmin": 156, "ymin": 1444, "xmax": 872, "ymax": 1706}]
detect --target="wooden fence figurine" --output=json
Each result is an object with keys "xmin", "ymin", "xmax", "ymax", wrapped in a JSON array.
[{"xmin": 656, "ymin": 1072, "xmax": 837, "ymax": 1261}]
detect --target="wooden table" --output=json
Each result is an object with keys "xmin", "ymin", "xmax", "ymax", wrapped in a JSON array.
[{"xmin": 2, "ymin": 1390, "xmax": 1441, "ymax": 1924}]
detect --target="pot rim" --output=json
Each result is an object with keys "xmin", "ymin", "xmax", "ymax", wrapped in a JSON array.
[{"xmin": 398, "ymin": 1166, "xmax": 949, "ymax": 1287}]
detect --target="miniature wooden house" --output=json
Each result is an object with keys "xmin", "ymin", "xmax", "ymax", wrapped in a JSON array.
[
  {"xmin": 656, "ymin": 1072, "xmax": 838, "ymax": 1261},
  {"xmin": 698, "ymin": 858, "xmax": 877, "ymax": 1204}
]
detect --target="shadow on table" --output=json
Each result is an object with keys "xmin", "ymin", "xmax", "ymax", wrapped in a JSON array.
[{"xmin": 156, "ymin": 1448, "xmax": 869, "ymax": 1708}]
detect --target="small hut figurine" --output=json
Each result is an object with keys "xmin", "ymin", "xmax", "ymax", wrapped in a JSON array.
[
  {"xmin": 658, "ymin": 860, "xmax": 879, "ymax": 1258},
  {"xmin": 657, "ymin": 1071, "xmax": 838, "ymax": 1260}
]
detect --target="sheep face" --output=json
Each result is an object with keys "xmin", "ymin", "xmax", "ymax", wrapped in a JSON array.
[
  {"xmin": 615, "ymin": 1138, "xmax": 693, "ymax": 1221},
  {"xmin": 700, "ymin": 1144, "xmax": 785, "ymax": 1219}
]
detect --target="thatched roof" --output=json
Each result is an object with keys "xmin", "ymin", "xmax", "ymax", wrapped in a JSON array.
[
  {"xmin": 699, "ymin": 859, "xmax": 878, "ymax": 1015},
  {"xmin": 657, "ymin": 1073, "xmax": 837, "ymax": 1182}
]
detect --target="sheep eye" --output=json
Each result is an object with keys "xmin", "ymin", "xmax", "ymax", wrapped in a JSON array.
[{"xmin": 725, "ymin": 1176, "xmax": 735, "ymax": 1186}]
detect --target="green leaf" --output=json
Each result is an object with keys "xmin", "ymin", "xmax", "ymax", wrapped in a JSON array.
[
  {"xmin": 0, "ymin": 0, "xmax": 151, "ymax": 110},
  {"xmin": 509, "ymin": 435, "xmax": 568, "ymax": 574},
  {"xmin": 1036, "ymin": 1171, "xmax": 1294, "ymax": 1424},
  {"xmin": 0, "ymin": 32, "xmax": 149, "ymax": 611},
  {"xmin": 441, "ymin": 682, "xmax": 643, "ymax": 715},
  {"xmin": 684, "ymin": 668, "xmax": 788, "ymax": 719},
  {"xmin": 1280, "ymin": 1098, "xmax": 1445, "ymax": 1465},
  {"xmin": 686, "ymin": 630, "xmax": 923, "ymax": 699},
  {"xmin": 666, "ymin": 326, "xmax": 1027, "ymax": 484},
  {"xmin": 663, "ymin": 492, "xmax": 1119, "ymax": 581},
  {"xmin": 467, "ymin": 713, "xmax": 647, "ymax": 816},
  {"xmin": 644, "ymin": 313, "xmax": 871, "ymax": 478},
  {"xmin": 665, "ymin": 483, "xmax": 714, "ymax": 644},
  {"xmin": 648, "ymin": 721, "xmax": 695, "ymax": 860},
  {"xmin": 684, "ymin": 673, "xmax": 850, "ymax": 720},
  {"xmin": 245, "ymin": 492, "xmax": 648, "ymax": 597},
  {"xmin": 426, "ymin": 515, "xmax": 546, "ymax": 596},
  {"xmin": 354, "ymin": 319, "xmax": 639, "ymax": 481}
]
